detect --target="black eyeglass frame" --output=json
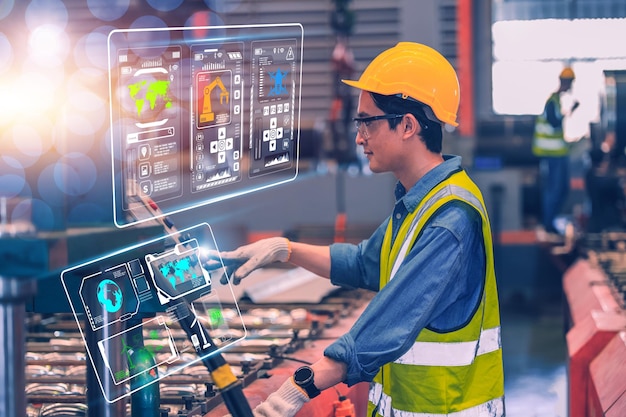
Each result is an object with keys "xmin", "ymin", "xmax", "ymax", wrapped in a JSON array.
[
  {"xmin": 353, "ymin": 114, "xmax": 404, "ymax": 129},
  {"xmin": 352, "ymin": 113, "xmax": 430, "ymax": 138},
  {"xmin": 352, "ymin": 114, "xmax": 405, "ymax": 138}
]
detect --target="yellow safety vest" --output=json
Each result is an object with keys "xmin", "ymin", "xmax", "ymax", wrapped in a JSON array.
[
  {"xmin": 367, "ymin": 170, "xmax": 505, "ymax": 417},
  {"xmin": 533, "ymin": 92, "xmax": 568, "ymax": 157}
]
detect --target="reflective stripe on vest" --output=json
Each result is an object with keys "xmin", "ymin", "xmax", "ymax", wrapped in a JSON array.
[
  {"xmin": 533, "ymin": 93, "xmax": 567, "ymax": 156},
  {"xmin": 533, "ymin": 137, "xmax": 568, "ymax": 151},
  {"xmin": 534, "ymin": 122, "xmax": 558, "ymax": 137},
  {"xmin": 368, "ymin": 384, "xmax": 505, "ymax": 417},
  {"xmin": 370, "ymin": 170, "xmax": 504, "ymax": 417},
  {"xmin": 395, "ymin": 326, "xmax": 500, "ymax": 367},
  {"xmin": 389, "ymin": 184, "xmax": 486, "ymax": 281}
]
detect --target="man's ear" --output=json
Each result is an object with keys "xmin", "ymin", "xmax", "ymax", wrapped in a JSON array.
[{"xmin": 402, "ymin": 114, "xmax": 419, "ymax": 138}]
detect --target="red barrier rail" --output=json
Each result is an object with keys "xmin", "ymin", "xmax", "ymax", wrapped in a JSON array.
[
  {"xmin": 564, "ymin": 260, "xmax": 625, "ymax": 416},
  {"xmin": 587, "ymin": 331, "xmax": 626, "ymax": 417}
]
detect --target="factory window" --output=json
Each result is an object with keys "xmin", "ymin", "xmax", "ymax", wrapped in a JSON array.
[{"xmin": 491, "ymin": 18, "xmax": 626, "ymax": 142}]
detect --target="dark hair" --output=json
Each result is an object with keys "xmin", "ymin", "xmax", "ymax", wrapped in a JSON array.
[{"xmin": 370, "ymin": 92, "xmax": 443, "ymax": 153}]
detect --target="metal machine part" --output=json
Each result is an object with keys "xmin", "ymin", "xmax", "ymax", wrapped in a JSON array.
[
  {"xmin": 25, "ymin": 286, "xmax": 369, "ymax": 416},
  {"xmin": 1, "ymin": 276, "xmax": 37, "ymax": 417},
  {"xmin": 59, "ymin": 223, "xmax": 246, "ymax": 404}
]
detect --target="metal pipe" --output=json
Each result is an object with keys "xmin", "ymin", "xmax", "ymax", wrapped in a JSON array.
[
  {"xmin": 172, "ymin": 301, "xmax": 254, "ymax": 417},
  {"xmin": 0, "ymin": 276, "xmax": 37, "ymax": 417}
]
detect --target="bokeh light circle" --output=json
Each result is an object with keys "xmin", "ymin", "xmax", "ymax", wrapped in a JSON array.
[
  {"xmin": 11, "ymin": 124, "xmax": 44, "ymax": 159},
  {"xmin": 12, "ymin": 114, "xmax": 54, "ymax": 151},
  {"xmin": 21, "ymin": 56, "xmax": 66, "ymax": 90},
  {"xmin": 130, "ymin": 15, "xmax": 168, "ymax": 30},
  {"xmin": 69, "ymin": 89, "xmax": 106, "ymax": 114},
  {"xmin": 0, "ymin": 156, "xmax": 26, "ymax": 198},
  {"xmin": 37, "ymin": 164, "xmax": 66, "ymax": 207},
  {"xmin": 28, "ymin": 24, "xmax": 71, "ymax": 67},
  {"xmin": 67, "ymin": 89, "xmax": 106, "ymax": 139},
  {"xmin": 30, "ymin": 198, "xmax": 56, "ymax": 230},
  {"xmin": 146, "ymin": 0, "xmax": 184, "ymax": 12},
  {"xmin": 205, "ymin": 0, "xmax": 243, "ymax": 14},
  {"xmin": 128, "ymin": 16, "xmax": 170, "ymax": 58},
  {"xmin": 185, "ymin": 12, "xmax": 226, "ymax": 42},
  {"xmin": 65, "ymin": 113, "xmax": 99, "ymax": 140},
  {"xmin": 14, "ymin": 70, "xmax": 61, "ymax": 117},
  {"xmin": 75, "ymin": 28, "xmax": 111, "ymax": 70},
  {"xmin": 25, "ymin": 0, "xmax": 68, "ymax": 30},
  {"xmin": 3, "ymin": 155, "xmax": 24, "ymax": 170},
  {"xmin": 67, "ymin": 67, "xmax": 107, "ymax": 95},
  {"xmin": 0, "ymin": 174, "xmax": 26, "ymax": 199},
  {"xmin": 0, "ymin": 33, "xmax": 13, "ymax": 74},
  {"xmin": 11, "ymin": 197, "xmax": 34, "ymax": 223},
  {"xmin": 87, "ymin": 0, "xmax": 129, "ymax": 22},
  {"xmin": 54, "ymin": 153, "xmax": 98, "ymax": 196},
  {"xmin": 0, "ymin": 0, "xmax": 15, "ymax": 21}
]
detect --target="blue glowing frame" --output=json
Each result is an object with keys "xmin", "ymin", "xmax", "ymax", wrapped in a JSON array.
[
  {"xmin": 108, "ymin": 23, "xmax": 304, "ymax": 228},
  {"xmin": 60, "ymin": 222, "xmax": 245, "ymax": 403}
]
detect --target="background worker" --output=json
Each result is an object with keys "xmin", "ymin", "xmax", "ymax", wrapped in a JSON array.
[
  {"xmin": 533, "ymin": 67, "xmax": 580, "ymax": 234},
  {"xmin": 212, "ymin": 42, "xmax": 505, "ymax": 417}
]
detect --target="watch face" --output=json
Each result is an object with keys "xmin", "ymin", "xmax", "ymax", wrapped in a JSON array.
[{"xmin": 294, "ymin": 366, "xmax": 313, "ymax": 384}]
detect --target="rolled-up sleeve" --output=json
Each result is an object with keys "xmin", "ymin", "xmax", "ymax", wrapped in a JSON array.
[
  {"xmin": 329, "ymin": 220, "xmax": 389, "ymax": 291},
  {"xmin": 324, "ymin": 203, "xmax": 484, "ymax": 386}
]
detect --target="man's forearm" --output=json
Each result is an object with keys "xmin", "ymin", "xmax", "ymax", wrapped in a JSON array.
[
  {"xmin": 310, "ymin": 356, "xmax": 348, "ymax": 390},
  {"xmin": 288, "ymin": 241, "xmax": 332, "ymax": 279}
]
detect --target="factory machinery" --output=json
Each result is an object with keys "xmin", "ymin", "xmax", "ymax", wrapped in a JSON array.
[
  {"xmin": 23, "ymin": 268, "xmax": 370, "ymax": 417},
  {"xmin": 0, "ymin": 193, "xmax": 372, "ymax": 417},
  {"xmin": 561, "ymin": 232, "xmax": 626, "ymax": 417},
  {"xmin": 534, "ymin": 66, "xmax": 626, "ymax": 417}
]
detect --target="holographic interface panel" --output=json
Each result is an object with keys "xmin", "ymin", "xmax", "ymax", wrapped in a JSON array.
[
  {"xmin": 60, "ymin": 223, "xmax": 244, "ymax": 403},
  {"xmin": 108, "ymin": 24, "xmax": 303, "ymax": 227}
]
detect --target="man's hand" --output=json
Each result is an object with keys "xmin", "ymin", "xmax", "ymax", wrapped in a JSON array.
[
  {"xmin": 224, "ymin": 377, "xmax": 309, "ymax": 417},
  {"xmin": 203, "ymin": 237, "xmax": 291, "ymax": 285}
]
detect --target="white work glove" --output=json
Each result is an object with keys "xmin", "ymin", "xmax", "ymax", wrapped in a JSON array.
[
  {"xmin": 224, "ymin": 377, "xmax": 309, "ymax": 417},
  {"xmin": 205, "ymin": 237, "xmax": 291, "ymax": 285}
]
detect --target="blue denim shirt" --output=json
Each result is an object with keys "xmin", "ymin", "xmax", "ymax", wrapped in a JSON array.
[{"xmin": 324, "ymin": 155, "xmax": 487, "ymax": 386}]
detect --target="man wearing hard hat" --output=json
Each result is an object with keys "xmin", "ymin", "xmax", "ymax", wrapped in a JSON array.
[
  {"xmin": 215, "ymin": 42, "xmax": 505, "ymax": 417},
  {"xmin": 533, "ymin": 67, "xmax": 580, "ymax": 234}
]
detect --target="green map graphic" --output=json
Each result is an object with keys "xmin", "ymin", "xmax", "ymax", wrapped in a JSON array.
[
  {"xmin": 159, "ymin": 257, "xmax": 196, "ymax": 290},
  {"xmin": 128, "ymin": 80, "xmax": 172, "ymax": 117}
]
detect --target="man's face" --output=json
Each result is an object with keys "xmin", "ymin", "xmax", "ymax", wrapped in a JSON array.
[
  {"xmin": 354, "ymin": 92, "xmax": 403, "ymax": 174},
  {"xmin": 560, "ymin": 78, "xmax": 574, "ymax": 92}
]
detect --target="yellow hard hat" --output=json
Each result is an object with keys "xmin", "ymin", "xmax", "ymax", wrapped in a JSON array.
[
  {"xmin": 560, "ymin": 67, "xmax": 575, "ymax": 80},
  {"xmin": 342, "ymin": 42, "xmax": 459, "ymax": 126}
]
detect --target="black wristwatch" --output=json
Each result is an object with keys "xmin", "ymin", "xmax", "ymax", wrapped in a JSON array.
[{"xmin": 293, "ymin": 365, "xmax": 321, "ymax": 399}]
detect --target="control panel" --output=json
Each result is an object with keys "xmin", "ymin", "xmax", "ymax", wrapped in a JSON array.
[
  {"xmin": 108, "ymin": 24, "xmax": 303, "ymax": 227},
  {"xmin": 60, "ymin": 223, "xmax": 243, "ymax": 402}
]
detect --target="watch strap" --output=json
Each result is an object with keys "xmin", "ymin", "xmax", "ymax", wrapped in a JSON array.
[
  {"xmin": 302, "ymin": 380, "xmax": 321, "ymax": 399},
  {"xmin": 293, "ymin": 366, "xmax": 321, "ymax": 399}
]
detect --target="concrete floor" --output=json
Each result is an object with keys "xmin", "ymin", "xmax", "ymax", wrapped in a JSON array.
[{"xmin": 501, "ymin": 301, "xmax": 568, "ymax": 416}]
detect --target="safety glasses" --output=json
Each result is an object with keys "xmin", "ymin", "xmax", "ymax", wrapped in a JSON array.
[{"xmin": 353, "ymin": 114, "xmax": 404, "ymax": 139}]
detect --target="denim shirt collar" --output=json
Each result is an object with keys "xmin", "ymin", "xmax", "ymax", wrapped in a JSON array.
[{"xmin": 393, "ymin": 155, "xmax": 463, "ymax": 213}]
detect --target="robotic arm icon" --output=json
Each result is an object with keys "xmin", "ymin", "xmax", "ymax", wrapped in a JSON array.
[{"xmin": 200, "ymin": 76, "xmax": 230, "ymax": 123}]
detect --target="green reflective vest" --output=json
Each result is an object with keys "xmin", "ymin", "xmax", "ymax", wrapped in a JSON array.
[
  {"xmin": 533, "ymin": 92, "xmax": 569, "ymax": 157},
  {"xmin": 367, "ymin": 170, "xmax": 505, "ymax": 417}
]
